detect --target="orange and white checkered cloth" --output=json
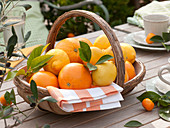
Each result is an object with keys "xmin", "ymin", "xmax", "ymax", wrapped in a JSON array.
[{"xmin": 47, "ymin": 83, "xmax": 124, "ymax": 112}]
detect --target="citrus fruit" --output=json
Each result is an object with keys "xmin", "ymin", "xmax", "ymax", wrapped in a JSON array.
[
  {"xmin": 67, "ymin": 33, "xmax": 75, "ymax": 38},
  {"xmin": 125, "ymin": 60, "xmax": 136, "ymax": 80},
  {"xmin": 43, "ymin": 49, "xmax": 70, "ymax": 75},
  {"xmin": 55, "ymin": 38, "xmax": 82, "ymax": 63},
  {"xmin": 77, "ymin": 37, "xmax": 93, "ymax": 47},
  {"xmin": 102, "ymin": 46, "xmax": 115, "ymax": 62},
  {"xmin": 124, "ymin": 70, "xmax": 129, "ymax": 83},
  {"xmin": 29, "ymin": 71, "xmax": 59, "ymax": 88},
  {"xmin": 94, "ymin": 34, "xmax": 110, "ymax": 49},
  {"xmin": 58, "ymin": 63, "xmax": 92, "ymax": 89},
  {"xmin": 142, "ymin": 98, "xmax": 154, "ymax": 111},
  {"xmin": 146, "ymin": 33, "xmax": 155, "ymax": 44},
  {"xmin": 120, "ymin": 43, "xmax": 136, "ymax": 64},
  {"xmin": 83, "ymin": 47, "xmax": 103, "ymax": 65},
  {"xmin": 0, "ymin": 94, "xmax": 12, "ymax": 106},
  {"xmin": 92, "ymin": 61, "xmax": 117, "ymax": 86}
]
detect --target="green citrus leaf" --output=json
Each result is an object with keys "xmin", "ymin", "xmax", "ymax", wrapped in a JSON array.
[
  {"xmin": 79, "ymin": 41, "xmax": 91, "ymax": 62},
  {"xmin": 2, "ymin": 106, "xmax": 13, "ymax": 119},
  {"xmin": 86, "ymin": 63, "xmax": 97, "ymax": 71},
  {"xmin": 166, "ymin": 91, "xmax": 170, "ymax": 97},
  {"xmin": 27, "ymin": 96, "xmax": 36, "ymax": 104},
  {"xmin": 30, "ymin": 80, "xmax": 38, "ymax": 100},
  {"xmin": 16, "ymin": 69, "xmax": 26, "ymax": 76},
  {"xmin": 162, "ymin": 32, "xmax": 170, "ymax": 42},
  {"xmin": 96, "ymin": 55, "xmax": 113, "ymax": 65},
  {"xmin": 5, "ymin": 71, "xmax": 18, "ymax": 81},
  {"xmin": 30, "ymin": 55, "xmax": 53, "ymax": 70},
  {"xmin": 159, "ymin": 106, "xmax": 170, "ymax": 122},
  {"xmin": 150, "ymin": 35, "xmax": 164, "ymax": 43},
  {"xmin": 39, "ymin": 96, "xmax": 57, "ymax": 104},
  {"xmin": 27, "ymin": 45, "xmax": 44, "ymax": 70},
  {"xmin": 4, "ymin": 91, "xmax": 11, "ymax": 104},
  {"xmin": 137, "ymin": 91, "xmax": 161, "ymax": 103},
  {"xmin": 124, "ymin": 120, "xmax": 143, "ymax": 127},
  {"xmin": 10, "ymin": 89, "xmax": 16, "ymax": 105}
]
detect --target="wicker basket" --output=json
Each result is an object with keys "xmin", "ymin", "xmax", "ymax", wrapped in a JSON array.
[{"xmin": 13, "ymin": 10, "xmax": 146, "ymax": 115}]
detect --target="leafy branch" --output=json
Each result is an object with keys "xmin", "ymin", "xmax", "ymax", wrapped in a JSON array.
[
  {"xmin": 125, "ymin": 91, "xmax": 170, "ymax": 127},
  {"xmin": 78, "ymin": 41, "xmax": 113, "ymax": 71},
  {"xmin": 150, "ymin": 32, "xmax": 170, "ymax": 52}
]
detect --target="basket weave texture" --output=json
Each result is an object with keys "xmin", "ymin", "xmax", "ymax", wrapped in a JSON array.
[{"xmin": 14, "ymin": 10, "xmax": 146, "ymax": 115}]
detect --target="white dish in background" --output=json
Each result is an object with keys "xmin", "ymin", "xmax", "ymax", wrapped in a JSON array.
[
  {"xmin": 123, "ymin": 33, "xmax": 167, "ymax": 51},
  {"xmin": 133, "ymin": 31, "xmax": 170, "ymax": 47}
]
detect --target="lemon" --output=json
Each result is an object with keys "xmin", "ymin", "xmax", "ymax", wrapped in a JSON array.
[
  {"xmin": 102, "ymin": 46, "xmax": 115, "ymax": 62},
  {"xmin": 92, "ymin": 61, "xmax": 117, "ymax": 86},
  {"xmin": 43, "ymin": 49, "xmax": 70, "ymax": 75},
  {"xmin": 94, "ymin": 35, "xmax": 110, "ymax": 49},
  {"xmin": 120, "ymin": 43, "xmax": 136, "ymax": 64},
  {"xmin": 89, "ymin": 47, "xmax": 103, "ymax": 65}
]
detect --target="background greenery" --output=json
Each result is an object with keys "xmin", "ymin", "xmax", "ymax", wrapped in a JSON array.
[{"xmin": 40, "ymin": 0, "xmax": 134, "ymax": 40}]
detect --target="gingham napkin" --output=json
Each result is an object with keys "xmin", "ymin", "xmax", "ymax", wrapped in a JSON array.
[{"xmin": 47, "ymin": 83, "xmax": 124, "ymax": 112}]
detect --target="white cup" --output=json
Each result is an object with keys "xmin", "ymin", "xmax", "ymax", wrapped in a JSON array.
[
  {"xmin": 158, "ymin": 58, "xmax": 170, "ymax": 85},
  {"xmin": 143, "ymin": 14, "xmax": 170, "ymax": 37}
]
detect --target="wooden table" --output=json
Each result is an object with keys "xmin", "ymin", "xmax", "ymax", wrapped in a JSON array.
[{"xmin": 1, "ymin": 24, "xmax": 170, "ymax": 128}]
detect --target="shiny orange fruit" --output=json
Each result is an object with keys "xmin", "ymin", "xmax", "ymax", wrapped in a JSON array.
[
  {"xmin": 58, "ymin": 63, "xmax": 92, "ymax": 89},
  {"xmin": 125, "ymin": 60, "xmax": 136, "ymax": 80},
  {"xmin": 55, "ymin": 38, "xmax": 82, "ymax": 63},
  {"xmin": 29, "ymin": 71, "xmax": 59, "ymax": 88},
  {"xmin": 142, "ymin": 98, "xmax": 154, "ymax": 111},
  {"xmin": 67, "ymin": 33, "xmax": 75, "ymax": 38},
  {"xmin": 0, "ymin": 94, "xmax": 12, "ymax": 106},
  {"xmin": 146, "ymin": 33, "xmax": 155, "ymax": 44},
  {"xmin": 77, "ymin": 37, "xmax": 93, "ymax": 47}
]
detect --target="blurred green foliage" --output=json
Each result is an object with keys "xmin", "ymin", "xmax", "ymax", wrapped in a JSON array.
[{"xmin": 41, "ymin": 0, "xmax": 134, "ymax": 40}]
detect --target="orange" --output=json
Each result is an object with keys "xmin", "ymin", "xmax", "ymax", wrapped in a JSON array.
[
  {"xmin": 55, "ymin": 38, "xmax": 82, "ymax": 63},
  {"xmin": 0, "ymin": 94, "xmax": 12, "ymax": 106},
  {"xmin": 83, "ymin": 47, "xmax": 103, "ymax": 65},
  {"xmin": 77, "ymin": 37, "xmax": 93, "ymax": 47},
  {"xmin": 125, "ymin": 61, "xmax": 136, "ymax": 80},
  {"xmin": 146, "ymin": 33, "xmax": 155, "ymax": 44},
  {"xmin": 43, "ymin": 49, "xmax": 70, "ymax": 75},
  {"xmin": 142, "ymin": 98, "xmax": 154, "ymax": 111},
  {"xmin": 120, "ymin": 43, "xmax": 136, "ymax": 64},
  {"xmin": 58, "ymin": 63, "xmax": 92, "ymax": 89},
  {"xmin": 67, "ymin": 33, "xmax": 75, "ymax": 38},
  {"xmin": 94, "ymin": 35, "xmax": 110, "ymax": 49},
  {"xmin": 29, "ymin": 71, "xmax": 59, "ymax": 88},
  {"xmin": 102, "ymin": 46, "xmax": 115, "ymax": 62},
  {"xmin": 124, "ymin": 70, "xmax": 129, "ymax": 83}
]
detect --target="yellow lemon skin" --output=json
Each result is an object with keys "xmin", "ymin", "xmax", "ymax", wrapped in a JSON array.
[
  {"xmin": 93, "ymin": 35, "xmax": 110, "ymax": 49},
  {"xmin": 102, "ymin": 46, "xmax": 115, "ymax": 62},
  {"xmin": 43, "ymin": 49, "xmax": 70, "ymax": 75},
  {"xmin": 120, "ymin": 43, "xmax": 136, "ymax": 64},
  {"xmin": 88, "ymin": 47, "xmax": 103, "ymax": 65},
  {"xmin": 92, "ymin": 61, "xmax": 117, "ymax": 86}
]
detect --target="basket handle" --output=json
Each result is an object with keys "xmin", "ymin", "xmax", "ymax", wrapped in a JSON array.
[{"xmin": 46, "ymin": 10, "xmax": 125, "ymax": 87}]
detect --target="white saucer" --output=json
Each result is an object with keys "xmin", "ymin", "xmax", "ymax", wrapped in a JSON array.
[
  {"xmin": 132, "ymin": 31, "xmax": 170, "ymax": 47},
  {"xmin": 124, "ymin": 33, "xmax": 167, "ymax": 51}
]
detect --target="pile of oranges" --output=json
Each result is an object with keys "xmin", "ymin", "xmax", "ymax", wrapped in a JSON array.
[{"xmin": 28, "ymin": 35, "xmax": 137, "ymax": 89}]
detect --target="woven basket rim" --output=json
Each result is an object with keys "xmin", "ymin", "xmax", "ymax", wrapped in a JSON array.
[{"xmin": 14, "ymin": 59, "xmax": 145, "ymax": 95}]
